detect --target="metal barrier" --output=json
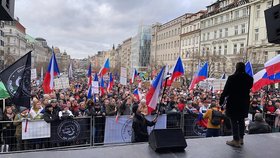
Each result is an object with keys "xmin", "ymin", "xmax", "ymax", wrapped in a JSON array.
[{"xmin": 0, "ymin": 113, "xmax": 278, "ymax": 153}]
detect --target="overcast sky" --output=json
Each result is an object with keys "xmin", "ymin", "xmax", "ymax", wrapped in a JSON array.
[{"xmin": 15, "ymin": 0, "xmax": 213, "ymax": 59}]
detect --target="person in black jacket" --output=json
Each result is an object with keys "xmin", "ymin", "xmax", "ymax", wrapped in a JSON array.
[
  {"xmin": 43, "ymin": 104, "xmax": 58, "ymax": 123},
  {"xmin": 131, "ymin": 105, "xmax": 157, "ymax": 143},
  {"xmin": 248, "ymin": 113, "xmax": 271, "ymax": 134},
  {"xmin": 249, "ymin": 101, "xmax": 263, "ymax": 121},
  {"xmin": 219, "ymin": 62, "xmax": 253, "ymax": 148}
]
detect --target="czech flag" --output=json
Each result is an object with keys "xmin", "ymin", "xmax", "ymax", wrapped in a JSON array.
[
  {"xmin": 100, "ymin": 77, "xmax": 105, "ymax": 96},
  {"xmin": 264, "ymin": 54, "xmax": 280, "ymax": 76},
  {"xmin": 189, "ymin": 62, "xmax": 208, "ymax": 90},
  {"xmin": 146, "ymin": 66, "xmax": 165, "ymax": 114},
  {"xmin": 130, "ymin": 69, "xmax": 138, "ymax": 84},
  {"xmin": 170, "ymin": 57, "xmax": 184, "ymax": 83},
  {"xmin": 99, "ymin": 58, "xmax": 110, "ymax": 77},
  {"xmin": 87, "ymin": 63, "xmax": 92, "ymax": 86},
  {"xmin": 42, "ymin": 50, "xmax": 60, "ymax": 94},
  {"xmin": 87, "ymin": 85, "xmax": 92, "ymax": 99},
  {"xmin": 133, "ymin": 88, "xmax": 141, "ymax": 101},
  {"xmin": 107, "ymin": 73, "xmax": 114, "ymax": 92},
  {"xmin": 245, "ymin": 61, "xmax": 254, "ymax": 77},
  {"xmin": 252, "ymin": 69, "xmax": 280, "ymax": 92}
]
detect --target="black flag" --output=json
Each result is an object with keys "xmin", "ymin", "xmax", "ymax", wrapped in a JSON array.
[{"xmin": 0, "ymin": 51, "xmax": 32, "ymax": 108}]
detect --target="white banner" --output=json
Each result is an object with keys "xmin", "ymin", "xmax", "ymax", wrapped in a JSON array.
[
  {"xmin": 92, "ymin": 81, "xmax": 99, "ymax": 94},
  {"xmin": 104, "ymin": 114, "xmax": 167, "ymax": 144},
  {"xmin": 31, "ymin": 69, "xmax": 37, "ymax": 80},
  {"xmin": 54, "ymin": 77, "xmax": 70, "ymax": 90},
  {"xmin": 22, "ymin": 120, "xmax": 51, "ymax": 140},
  {"xmin": 120, "ymin": 67, "xmax": 127, "ymax": 86},
  {"xmin": 212, "ymin": 79, "xmax": 227, "ymax": 91}
]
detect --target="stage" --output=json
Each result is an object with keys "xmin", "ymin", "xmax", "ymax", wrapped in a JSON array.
[{"xmin": 2, "ymin": 133, "xmax": 279, "ymax": 158}]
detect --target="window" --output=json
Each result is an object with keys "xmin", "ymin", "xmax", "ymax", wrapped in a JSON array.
[
  {"xmin": 175, "ymin": 29, "xmax": 177, "ymax": 35},
  {"xmin": 256, "ymin": 5, "xmax": 261, "ymax": 18},
  {"xmin": 241, "ymin": 24, "xmax": 246, "ymax": 34},
  {"xmin": 225, "ymin": 28, "xmax": 228, "ymax": 37},
  {"xmin": 214, "ymin": 30, "xmax": 217, "ymax": 39},
  {"xmin": 267, "ymin": 1, "xmax": 272, "ymax": 9},
  {"xmin": 194, "ymin": 24, "xmax": 196, "ymax": 30},
  {"xmin": 224, "ymin": 45, "xmax": 227, "ymax": 55},
  {"xmin": 226, "ymin": 14, "xmax": 230, "ymax": 21},
  {"xmin": 255, "ymin": 28, "xmax": 259, "ymax": 41},
  {"xmin": 219, "ymin": 29, "xmax": 223, "ymax": 38},
  {"xmin": 207, "ymin": 32, "xmax": 210, "ymax": 40},
  {"xmin": 220, "ymin": 16, "xmax": 224, "ymax": 23},
  {"xmin": 218, "ymin": 46, "xmax": 222, "ymax": 55},
  {"xmin": 242, "ymin": 8, "xmax": 247, "ymax": 16},
  {"xmin": 189, "ymin": 38, "xmax": 191, "ymax": 45},
  {"xmin": 235, "ymin": 10, "xmax": 239, "ymax": 19},
  {"xmin": 240, "ymin": 43, "xmax": 244, "ymax": 54},
  {"xmin": 264, "ymin": 51, "xmax": 268, "ymax": 62},
  {"xmin": 234, "ymin": 26, "xmax": 238, "ymax": 35},
  {"xmin": 233, "ymin": 44, "xmax": 237, "ymax": 54},
  {"xmin": 203, "ymin": 33, "xmax": 205, "ymax": 41},
  {"xmin": 0, "ymin": 40, "xmax": 4, "ymax": 46},
  {"xmin": 213, "ymin": 46, "xmax": 216, "ymax": 55},
  {"xmin": 193, "ymin": 37, "xmax": 195, "ymax": 44},
  {"xmin": 214, "ymin": 18, "xmax": 218, "ymax": 24},
  {"xmin": 196, "ymin": 36, "xmax": 199, "ymax": 44},
  {"xmin": 190, "ymin": 26, "xmax": 192, "ymax": 32}
]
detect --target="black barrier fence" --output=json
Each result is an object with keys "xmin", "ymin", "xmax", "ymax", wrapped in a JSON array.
[{"xmin": 0, "ymin": 113, "xmax": 278, "ymax": 153}]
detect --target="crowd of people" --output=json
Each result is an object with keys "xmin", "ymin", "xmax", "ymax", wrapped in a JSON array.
[{"xmin": 0, "ymin": 72, "xmax": 280, "ymax": 151}]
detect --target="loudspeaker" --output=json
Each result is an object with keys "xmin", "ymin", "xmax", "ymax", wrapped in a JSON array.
[
  {"xmin": 149, "ymin": 129, "xmax": 187, "ymax": 152},
  {"xmin": 265, "ymin": 4, "xmax": 280, "ymax": 44}
]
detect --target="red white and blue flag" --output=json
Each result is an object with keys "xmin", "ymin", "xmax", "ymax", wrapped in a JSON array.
[
  {"xmin": 245, "ymin": 61, "xmax": 254, "ymax": 77},
  {"xmin": 130, "ymin": 69, "xmax": 138, "ymax": 84},
  {"xmin": 189, "ymin": 62, "xmax": 208, "ymax": 90},
  {"xmin": 133, "ymin": 88, "xmax": 141, "ymax": 101},
  {"xmin": 146, "ymin": 66, "xmax": 165, "ymax": 113},
  {"xmin": 264, "ymin": 54, "xmax": 280, "ymax": 76},
  {"xmin": 100, "ymin": 77, "xmax": 105, "ymax": 96},
  {"xmin": 43, "ymin": 50, "xmax": 60, "ymax": 94},
  {"xmin": 252, "ymin": 69, "xmax": 280, "ymax": 92},
  {"xmin": 107, "ymin": 73, "xmax": 114, "ymax": 92},
  {"xmin": 99, "ymin": 58, "xmax": 110, "ymax": 77},
  {"xmin": 170, "ymin": 57, "xmax": 184, "ymax": 84},
  {"xmin": 87, "ymin": 63, "xmax": 92, "ymax": 86}
]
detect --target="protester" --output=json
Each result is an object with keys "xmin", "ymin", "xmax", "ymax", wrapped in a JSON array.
[
  {"xmin": 274, "ymin": 102, "xmax": 280, "ymax": 132},
  {"xmin": 43, "ymin": 104, "xmax": 59, "ymax": 123},
  {"xmin": 58, "ymin": 104, "xmax": 74, "ymax": 120},
  {"xmin": 131, "ymin": 104, "xmax": 157, "ymax": 142},
  {"xmin": 13, "ymin": 106, "xmax": 31, "ymax": 150},
  {"xmin": 30, "ymin": 100, "xmax": 44, "ymax": 120},
  {"xmin": 2, "ymin": 106, "xmax": 16, "ymax": 152},
  {"xmin": 248, "ymin": 113, "xmax": 271, "ymax": 134},
  {"xmin": 203, "ymin": 103, "xmax": 224, "ymax": 137},
  {"xmin": 249, "ymin": 100, "xmax": 263, "ymax": 121},
  {"xmin": 219, "ymin": 62, "xmax": 253, "ymax": 147},
  {"xmin": 138, "ymin": 99, "xmax": 148, "ymax": 116},
  {"xmin": 104, "ymin": 99, "xmax": 115, "ymax": 116}
]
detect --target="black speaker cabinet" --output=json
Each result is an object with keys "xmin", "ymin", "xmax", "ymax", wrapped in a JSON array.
[
  {"xmin": 149, "ymin": 128, "xmax": 187, "ymax": 152},
  {"xmin": 265, "ymin": 4, "xmax": 280, "ymax": 44}
]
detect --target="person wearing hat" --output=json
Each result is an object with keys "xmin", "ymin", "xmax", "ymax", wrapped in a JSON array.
[
  {"xmin": 43, "ymin": 104, "xmax": 58, "ymax": 123},
  {"xmin": 131, "ymin": 104, "xmax": 157, "ymax": 143},
  {"xmin": 249, "ymin": 100, "xmax": 263, "ymax": 121},
  {"xmin": 248, "ymin": 113, "xmax": 271, "ymax": 134},
  {"xmin": 13, "ymin": 106, "xmax": 30, "ymax": 150}
]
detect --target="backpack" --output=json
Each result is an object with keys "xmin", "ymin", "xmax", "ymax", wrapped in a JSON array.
[{"xmin": 211, "ymin": 110, "xmax": 223, "ymax": 126}]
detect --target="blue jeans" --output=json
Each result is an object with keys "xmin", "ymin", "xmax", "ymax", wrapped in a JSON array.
[{"xmin": 206, "ymin": 128, "xmax": 220, "ymax": 137}]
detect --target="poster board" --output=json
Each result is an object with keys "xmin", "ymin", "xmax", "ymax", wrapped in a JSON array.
[
  {"xmin": 31, "ymin": 69, "xmax": 37, "ymax": 80},
  {"xmin": 120, "ymin": 67, "xmax": 127, "ymax": 85},
  {"xmin": 54, "ymin": 77, "xmax": 70, "ymax": 90}
]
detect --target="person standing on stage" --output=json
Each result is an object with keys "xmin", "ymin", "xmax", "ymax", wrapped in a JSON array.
[
  {"xmin": 131, "ymin": 104, "xmax": 157, "ymax": 143},
  {"xmin": 219, "ymin": 62, "xmax": 253, "ymax": 148}
]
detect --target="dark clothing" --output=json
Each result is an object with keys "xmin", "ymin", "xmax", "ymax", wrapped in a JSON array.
[
  {"xmin": 249, "ymin": 106, "xmax": 262, "ymax": 121},
  {"xmin": 219, "ymin": 70, "xmax": 253, "ymax": 141},
  {"xmin": 220, "ymin": 72, "xmax": 253, "ymax": 119},
  {"xmin": 206, "ymin": 128, "xmax": 220, "ymax": 137},
  {"xmin": 2, "ymin": 114, "xmax": 16, "ymax": 148},
  {"xmin": 43, "ymin": 109, "xmax": 58, "ymax": 123},
  {"xmin": 132, "ymin": 113, "xmax": 155, "ymax": 142},
  {"xmin": 231, "ymin": 118, "xmax": 245, "ymax": 141},
  {"xmin": 248, "ymin": 121, "xmax": 271, "ymax": 134}
]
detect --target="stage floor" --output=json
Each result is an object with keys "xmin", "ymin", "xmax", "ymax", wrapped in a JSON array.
[{"xmin": 2, "ymin": 133, "xmax": 280, "ymax": 158}]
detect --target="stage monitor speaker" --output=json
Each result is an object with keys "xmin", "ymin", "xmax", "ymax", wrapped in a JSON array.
[
  {"xmin": 149, "ymin": 128, "xmax": 187, "ymax": 152},
  {"xmin": 265, "ymin": 4, "xmax": 280, "ymax": 44}
]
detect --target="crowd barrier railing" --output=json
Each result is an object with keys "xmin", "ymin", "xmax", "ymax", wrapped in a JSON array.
[{"xmin": 0, "ymin": 113, "xmax": 278, "ymax": 153}]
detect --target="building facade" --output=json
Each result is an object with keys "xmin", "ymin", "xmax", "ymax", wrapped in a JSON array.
[
  {"xmin": 121, "ymin": 37, "xmax": 132, "ymax": 77},
  {"xmin": 247, "ymin": 0, "xmax": 280, "ymax": 72},
  {"xmin": 151, "ymin": 14, "xmax": 191, "ymax": 66},
  {"xmin": 181, "ymin": 11, "xmax": 206, "ymax": 78},
  {"xmin": 0, "ymin": 21, "xmax": 4, "ymax": 71},
  {"xmin": 3, "ymin": 19, "xmax": 27, "ymax": 68},
  {"xmin": 200, "ymin": 0, "xmax": 251, "ymax": 78}
]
